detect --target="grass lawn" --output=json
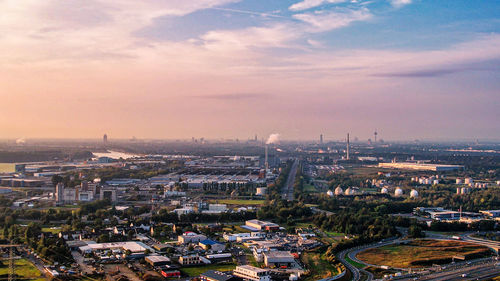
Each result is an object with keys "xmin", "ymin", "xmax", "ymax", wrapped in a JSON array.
[
  {"xmin": 42, "ymin": 227, "xmax": 62, "ymax": 234},
  {"xmin": 344, "ymin": 255, "xmax": 365, "ymax": 269},
  {"xmin": 301, "ymin": 252, "xmax": 342, "ymax": 281},
  {"xmin": 303, "ymin": 184, "xmax": 317, "ymax": 193},
  {"xmin": 0, "ymin": 259, "xmax": 44, "ymax": 281},
  {"xmin": 208, "ymin": 199, "xmax": 264, "ymax": 206},
  {"xmin": 180, "ymin": 263, "xmax": 236, "ymax": 277},
  {"xmin": 356, "ymin": 239, "xmax": 491, "ymax": 268}
]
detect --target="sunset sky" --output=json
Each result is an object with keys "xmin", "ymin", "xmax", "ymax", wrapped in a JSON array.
[{"xmin": 1, "ymin": 0, "xmax": 499, "ymax": 141}]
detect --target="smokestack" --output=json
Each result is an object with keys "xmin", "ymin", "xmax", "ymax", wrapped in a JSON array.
[
  {"xmin": 347, "ymin": 133, "xmax": 350, "ymax": 160},
  {"xmin": 265, "ymin": 145, "xmax": 269, "ymax": 170}
]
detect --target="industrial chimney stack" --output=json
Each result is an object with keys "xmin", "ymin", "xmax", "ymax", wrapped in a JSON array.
[
  {"xmin": 346, "ymin": 133, "xmax": 350, "ymax": 160},
  {"xmin": 265, "ymin": 145, "xmax": 269, "ymax": 170}
]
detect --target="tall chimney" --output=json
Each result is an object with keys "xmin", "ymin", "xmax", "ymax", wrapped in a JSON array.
[
  {"xmin": 265, "ymin": 145, "xmax": 269, "ymax": 170},
  {"xmin": 347, "ymin": 133, "xmax": 350, "ymax": 160}
]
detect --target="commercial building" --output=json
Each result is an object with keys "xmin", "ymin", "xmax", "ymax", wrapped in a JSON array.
[
  {"xmin": 200, "ymin": 270, "xmax": 242, "ymax": 281},
  {"xmin": 145, "ymin": 255, "xmax": 171, "ymax": 267},
  {"xmin": 233, "ymin": 265, "xmax": 271, "ymax": 281},
  {"xmin": 427, "ymin": 210, "xmax": 461, "ymax": 220},
  {"xmin": 245, "ymin": 220, "xmax": 279, "ymax": 231},
  {"xmin": 178, "ymin": 254, "xmax": 202, "ymax": 265},
  {"xmin": 178, "ymin": 232, "xmax": 207, "ymax": 244},
  {"xmin": 199, "ymin": 239, "xmax": 225, "ymax": 252},
  {"xmin": 78, "ymin": 241, "xmax": 153, "ymax": 258},
  {"xmin": 263, "ymin": 251, "xmax": 295, "ymax": 267},
  {"xmin": 378, "ymin": 162, "xmax": 464, "ymax": 171}
]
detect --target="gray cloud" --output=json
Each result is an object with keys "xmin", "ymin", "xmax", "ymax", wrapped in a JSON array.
[{"xmin": 373, "ymin": 59, "xmax": 500, "ymax": 78}]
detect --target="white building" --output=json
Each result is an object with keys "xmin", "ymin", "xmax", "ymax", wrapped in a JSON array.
[{"xmin": 234, "ymin": 265, "xmax": 271, "ymax": 281}]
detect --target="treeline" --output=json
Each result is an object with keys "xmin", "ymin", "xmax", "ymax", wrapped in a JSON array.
[
  {"xmin": 313, "ymin": 208, "xmax": 398, "ymax": 240},
  {"xmin": 257, "ymin": 200, "xmax": 312, "ymax": 224},
  {"xmin": 153, "ymin": 209, "xmax": 256, "ymax": 224}
]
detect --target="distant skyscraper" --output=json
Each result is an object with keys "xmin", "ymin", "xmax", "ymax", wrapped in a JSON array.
[
  {"xmin": 374, "ymin": 130, "xmax": 378, "ymax": 143},
  {"xmin": 320, "ymin": 134, "xmax": 323, "ymax": 144},
  {"xmin": 103, "ymin": 134, "xmax": 108, "ymax": 144},
  {"xmin": 255, "ymin": 134, "xmax": 258, "ymax": 141}
]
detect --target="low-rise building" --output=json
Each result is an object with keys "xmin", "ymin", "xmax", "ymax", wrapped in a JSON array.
[
  {"xmin": 263, "ymin": 251, "xmax": 295, "ymax": 267},
  {"xmin": 178, "ymin": 254, "xmax": 202, "ymax": 266},
  {"xmin": 145, "ymin": 255, "xmax": 171, "ymax": 267},
  {"xmin": 233, "ymin": 265, "xmax": 270, "ymax": 281},
  {"xmin": 178, "ymin": 232, "xmax": 207, "ymax": 244},
  {"xmin": 200, "ymin": 270, "xmax": 241, "ymax": 281},
  {"xmin": 199, "ymin": 239, "xmax": 225, "ymax": 252},
  {"xmin": 245, "ymin": 220, "xmax": 279, "ymax": 231}
]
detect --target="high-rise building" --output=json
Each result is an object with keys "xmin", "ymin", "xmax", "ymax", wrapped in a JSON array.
[
  {"xmin": 320, "ymin": 134, "xmax": 323, "ymax": 144},
  {"xmin": 103, "ymin": 134, "xmax": 108, "ymax": 144}
]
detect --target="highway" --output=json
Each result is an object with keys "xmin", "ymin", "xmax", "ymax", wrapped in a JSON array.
[
  {"xmin": 338, "ymin": 248, "xmax": 361, "ymax": 281},
  {"xmin": 398, "ymin": 259, "xmax": 500, "ymax": 281},
  {"xmin": 282, "ymin": 158, "xmax": 298, "ymax": 201}
]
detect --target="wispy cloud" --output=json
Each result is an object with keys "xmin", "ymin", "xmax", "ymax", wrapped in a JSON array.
[
  {"xmin": 209, "ymin": 7, "xmax": 288, "ymax": 19},
  {"xmin": 293, "ymin": 8, "xmax": 372, "ymax": 32},
  {"xmin": 289, "ymin": 0, "xmax": 348, "ymax": 11},
  {"xmin": 390, "ymin": 0, "xmax": 412, "ymax": 8}
]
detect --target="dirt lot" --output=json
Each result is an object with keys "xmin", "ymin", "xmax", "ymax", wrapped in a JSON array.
[{"xmin": 356, "ymin": 239, "xmax": 491, "ymax": 268}]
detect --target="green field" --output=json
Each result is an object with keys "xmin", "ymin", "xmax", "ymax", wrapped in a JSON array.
[
  {"xmin": 357, "ymin": 239, "xmax": 491, "ymax": 268},
  {"xmin": 0, "ymin": 259, "xmax": 44, "ymax": 281},
  {"xmin": 180, "ymin": 263, "xmax": 236, "ymax": 277},
  {"xmin": 209, "ymin": 199, "xmax": 265, "ymax": 205},
  {"xmin": 344, "ymin": 255, "xmax": 365, "ymax": 269},
  {"xmin": 42, "ymin": 227, "xmax": 62, "ymax": 234},
  {"xmin": 303, "ymin": 184, "xmax": 317, "ymax": 193}
]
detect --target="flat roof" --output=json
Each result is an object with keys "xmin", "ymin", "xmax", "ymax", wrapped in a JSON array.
[
  {"xmin": 145, "ymin": 255, "xmax": 171, "ymax": 263},
  {"xmin": 235, "ymin": 265, "xmax": 268, "ymax": 273}
]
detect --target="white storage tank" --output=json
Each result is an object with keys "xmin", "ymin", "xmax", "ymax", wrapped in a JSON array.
[
  {"xmin": 326, "ymin": 190, "xmax": 334, "ymax": 197},
  {"xmin": 381, "ymin": 187, "xmax": 388, "ymax": 194},
  {"xmin": 334, "ymin": 186, "xmax": 344, "ymax": 195},
  {"xmin": 410, "ymin": 189, "xmax": 419, "ymax": 198},
  {"xmin": 394, "ymin": 187, "xmax": 403, "ymax": 197}
]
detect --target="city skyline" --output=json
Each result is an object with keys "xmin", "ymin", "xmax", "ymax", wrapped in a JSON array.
[{"xmin": 1, "ymin": 0, "xmax": 499, "ymax": 140}]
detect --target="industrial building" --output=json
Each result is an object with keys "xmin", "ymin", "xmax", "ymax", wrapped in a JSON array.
[
  {"xmin": 200, "ymin": 270, "xmax": 242, "ymax": 281},
  {"xmin": 244, "ymin": 220, "xmax": 279, "ymax": 231},
  {"xmin": 199, "ymin": 239, "xmax": 225, "ymax": 252},
  {"xmin": 263, "ymin": 251, "xmax": 295, "ymax": 267},
  {"xmin": 378, "ymin": 162, "xmax": 464, "ymax": 171}
]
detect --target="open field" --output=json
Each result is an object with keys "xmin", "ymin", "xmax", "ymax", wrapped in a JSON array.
[
  {"xmin": 357, "ymin": 239, "xmax": 492, "ymax": 268},
  {"xmin": 0, "ymin": 259, "xmax": 45, "ymax": 281},
  {"xmin": 301, "ymin": 252, "xmax": 342, "ymax": 281},
  {"xmin": 180, "ymin": 263, "xmax": 236, "ymax": 277},
  {"xmin": 208, "ymin": 199, "xmax": 264, "ymax": 205},
  {"xmin": 42, "ymin": 227, "xmax": 62, "ymax": 234}
]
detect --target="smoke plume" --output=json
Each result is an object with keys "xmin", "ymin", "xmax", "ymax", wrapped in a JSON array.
[{"xmin": 266, "ymin": 133, "xmax": 280, "ymax": 145}]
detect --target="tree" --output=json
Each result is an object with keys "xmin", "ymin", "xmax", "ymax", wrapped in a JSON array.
[{"xmin": 408, "ymin": 225, "xmax": 425, "ymax": 238}]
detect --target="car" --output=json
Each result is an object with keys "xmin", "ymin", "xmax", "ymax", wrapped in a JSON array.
[{"xmin": 461, "ymin": 274, "xmax": 468, "ymax": 278}]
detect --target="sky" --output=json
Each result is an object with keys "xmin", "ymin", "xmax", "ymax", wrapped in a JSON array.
[{"xmin": 0, "ymin": 0, "xmax": 499, "ymax": 141}]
